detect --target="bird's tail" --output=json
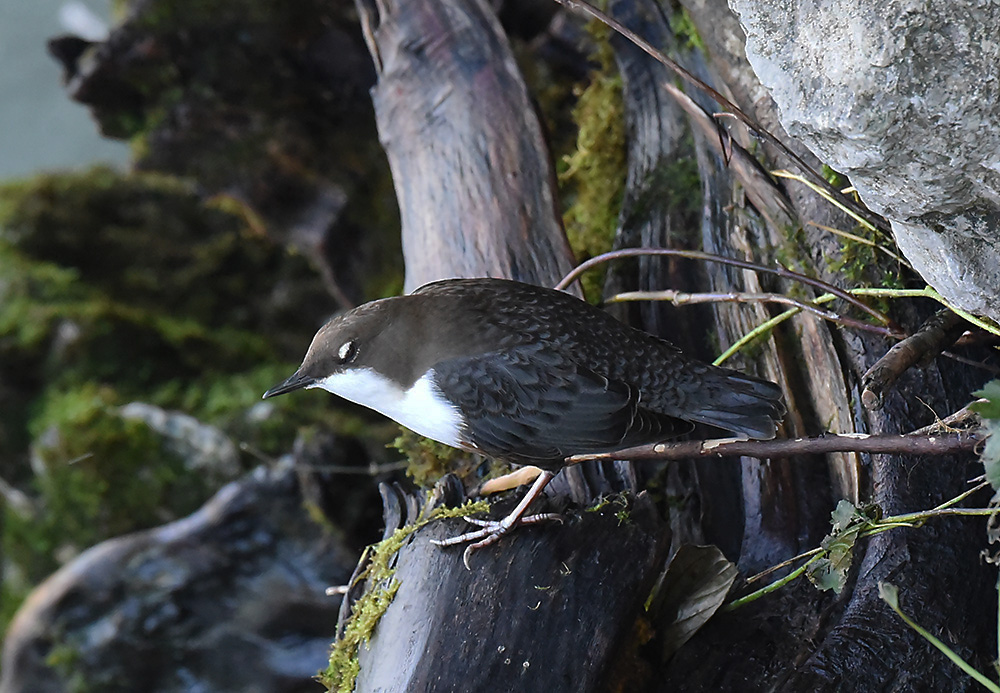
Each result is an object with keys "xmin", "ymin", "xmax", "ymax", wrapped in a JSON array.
[{"xmin": 686, "ymin": 370, "xmax": 785, "ymax": 440}]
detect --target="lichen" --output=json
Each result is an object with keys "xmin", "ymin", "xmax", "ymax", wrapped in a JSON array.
[{"xmin": 322, "ymin": 498, "xmax": 490, "ymax": 692}]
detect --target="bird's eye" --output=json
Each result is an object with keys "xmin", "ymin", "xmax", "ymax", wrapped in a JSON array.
[{"xmin": 337, "ymin": 339, "xmax": 358, "ymax": 364}]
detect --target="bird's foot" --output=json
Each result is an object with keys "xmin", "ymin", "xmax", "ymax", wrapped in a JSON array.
[
  {"xmin": 430, "ymin": 469, "xmax": 559, "ymax": 569},
  {"xmin": 431, "ymin": 511, "xmax": 563, "ymax": 569}
]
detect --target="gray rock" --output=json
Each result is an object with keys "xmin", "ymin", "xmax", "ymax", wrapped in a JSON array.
[
  {"xmin": 119, "ymin": 402, "xmax": 241, "ymax": 483},
  {"xmin": 0, "ymin": 462, "xmax": 356, "ymax": 693},
  {"xmin": 730, "ymin": 0, "xmax": 1000, "ymax": 320}
]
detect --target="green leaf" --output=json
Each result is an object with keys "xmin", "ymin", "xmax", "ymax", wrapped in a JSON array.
[
  {"xmin": 981, "ymin": 420, "xmax": 1000, "ymax": 492},
  {"xmin": 807, "ymin": 500, "xmax": 868, "ymax": 594},
  {"xmin": 807, "ymin": 538, "xmax": 856, "ymax": 594},
  {"xmin": 971, "ymin": 380, "xmax": 1000, "ymax": 420},
  {"xmin": 831, "ymin": 499, "xmax": 860, "ymax": 532}
]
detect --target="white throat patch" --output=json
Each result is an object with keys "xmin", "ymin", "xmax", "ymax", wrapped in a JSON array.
[{"xmin": 311, "ymin": 368, "xmax": 463, "ymax": 448}]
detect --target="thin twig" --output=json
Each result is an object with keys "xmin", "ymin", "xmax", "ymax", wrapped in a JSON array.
[
  {"xmin": 880, "ymin": 506, "xmax": 999, "ymax": 524},
  {"xmin": 564, "ymin": 431, "xmax": 983, "ymax": 464},
  {"xmin": 861, "ymin": 309, "xmax": 967, "ymax": 410},
  {"xmin": 555, "ymin": 247, "xmax": 900, "ymax": 333},
  {"xmin": 849, "ymin": 287, "xmax": 1000, "ymax": 339},
  {"xmin": 607, "ymin": 289, "xmax": 892, "ymax": 337},
  {"xmin": 909, "ymin": 407, "xmax": 982, "ymax": 436},
  {"xmin": 730, "ymin": 480, "xmax": 992, "ymax": 609},
  {"xmin": 551, "ymin": 0, "xmax": 891, "ymax": 235},
  {"xmin": 743, "ymin": 547, "xmax": 823, "ymax": 585},
  {"xmin": 723, "ymin": 554, "xmax": 824, "ymax": 610}
]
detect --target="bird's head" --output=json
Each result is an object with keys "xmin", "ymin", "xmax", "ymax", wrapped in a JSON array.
[{"xmin": 263, "ymin": 298, "xmax": 400, "ymax": 400}]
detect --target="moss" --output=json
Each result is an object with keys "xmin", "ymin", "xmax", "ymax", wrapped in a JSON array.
[
  {"xmin": 671, "ymin": 7, "xmax": 706, "ymax": 54},
  {"xmin": 391, "ymin": 429, "xmax": 480, "ymax": 489},
  {"xmin": 4, "ymin": 384, "xmax": 203, "ymax": 590},
  {"xmin": 821, "ymin": 164, "xmax": 849, "ymax": 189},
  {"xmin": 45, "ymin": 641, "xmax": 90, "ymax": 693},
  {"xmin": 825, "ymin": 225, "xmax": 906, "ymax": 295},
  {"xmin": 322, "ymin": 499, "xmax": 491, "ymax": 692},
  {"xmin": 559, "ymin": 20, "xmax": 626, "ymax": 303},
  {"xmin": 619, "ymin": 154, "xmax": 701, "ymax": 241},
  {"xmin": 0, "ymin": 166, "xmax": 352, "ymax": 630},
  {"xmin": 0, "ymin": 168, "xmax": 315, "ymax": 333},
  {"xmin": 148, "ymin": 363, "xmax": 380, "ymax": 460}
]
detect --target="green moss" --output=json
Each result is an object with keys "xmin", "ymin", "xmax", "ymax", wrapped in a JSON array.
[
  {"xmin": 322, "ymin": 499, "xmax": 490, "ymax": 692},
  {"xmin": 1, "ymin": 168, "xmax": 304, "ymax": 330},
  {"xmin": 672, "ymin": 7, "xmax": 706, "ymax": 53},
  {"xmin": 559, "ymin": 20, "xmax": 626, "ymax": 303},
  {"xmin": 619, "ymin": 154, "xmax": 701, "ymax": 240},
  {"xmin": 148, "ymin": 363, "xmax": 364, "ymax": 458},
  {"xmin": 45, "ymin": 641, "xmax": 90, "ymax": 693},
  {"xmin": 821, "ymin": 164, "xmax": 849, "ymax": 189},
  {"xmin": 5, "ymin": 383, "xmax": 204, "ymax": 590},
  {"xmin": 391, "ymin": 429, "xmax": 479, "ymax": 489},
  {"xmin": 0, "ymin": 166, "xmax": 352, "ymax": 631},
  {"xmin": 825, "ymin": 225, "xmax": 905, "ymax": 294}
]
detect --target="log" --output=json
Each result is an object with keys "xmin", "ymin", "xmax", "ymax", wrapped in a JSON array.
[
  {"xmin": 355, "ymin": 0, "xmax": 578, "ymax": 293},
  {"xmin": 350, "ymin": 479, "xmax": 671, "ymax": 692}
]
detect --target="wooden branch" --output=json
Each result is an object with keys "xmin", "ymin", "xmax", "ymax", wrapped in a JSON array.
[
  {"xmin": 565, "ymin": 431, "xmax": 984, "ymax": 463},
  {"xmin": 861, "ymin": 309, "xmax": 968, "ymax": 410},
  {"xmin": 355, "ymin": 0, "xmax": 577, "ymax": 292}
]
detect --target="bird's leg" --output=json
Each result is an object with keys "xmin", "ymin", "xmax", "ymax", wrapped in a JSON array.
[
  {"xmin": 479, "ymin": 464, "xmax": 546, "ymax": 495},
  {"xmin": 431, "ymin": 470, "xmax": 561, "ymax": 569}
]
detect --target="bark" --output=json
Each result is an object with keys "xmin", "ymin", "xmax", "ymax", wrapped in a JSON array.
[
  {"xmin": 355, "ymin": 0, "xmax": 579, "ymax": 293},
  {"xmin": 354, "ymin": 478, "xmax": 671, "ymax": 692}
]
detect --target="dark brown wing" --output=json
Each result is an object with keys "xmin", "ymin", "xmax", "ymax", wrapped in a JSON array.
[
  {"xmin": 415, "ymin": 278, "xmax": 784, "ymax": 439},
  {"xmin": 430, "ymin": 342, "xmax": 688, "ymax": 467}
]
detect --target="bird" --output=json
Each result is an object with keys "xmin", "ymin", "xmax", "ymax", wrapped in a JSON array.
[{"xmin": 264, "ymin": 277, "xmax": 784, "ymax": 563}]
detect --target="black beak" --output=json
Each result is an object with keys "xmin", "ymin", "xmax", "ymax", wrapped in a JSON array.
[{"xmin": 263, "ymin": 371, "xmax": 316, "ymax": 399}]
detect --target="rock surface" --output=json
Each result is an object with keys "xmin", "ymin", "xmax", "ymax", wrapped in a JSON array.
[
  {"xmin": 0, "ymin": 463, "xmax": 355, "ymax": 693},
  {"xmin": 730, "ymin": 0, "xmax": 1000, "ymax": 320}
]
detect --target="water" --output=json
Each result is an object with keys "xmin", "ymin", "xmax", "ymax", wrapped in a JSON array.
[{"xmin": 0, "ymin": 0, "xmax": 129, "ymax": 179}]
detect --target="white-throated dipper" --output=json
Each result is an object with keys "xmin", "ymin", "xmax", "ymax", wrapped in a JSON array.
[{"xmin": 264, "ymin": 278, "xmax": 784, "ymax": 562}]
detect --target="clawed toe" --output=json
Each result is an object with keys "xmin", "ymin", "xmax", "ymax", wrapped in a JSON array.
[
  {"xmin": 429, "ymin": 470, "xmax": 560, "ymax": 569},
  {"xmin": 430, "ymin": 512, "xmax": 564, "ymax": 569}
]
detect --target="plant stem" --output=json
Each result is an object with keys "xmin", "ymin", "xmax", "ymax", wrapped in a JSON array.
[{"xmin": 724, "ymin": 554, "xmax": 824, "ymax": 611}]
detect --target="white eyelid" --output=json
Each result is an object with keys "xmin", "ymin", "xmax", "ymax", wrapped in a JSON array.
[{"xmin": 338, "ymin": 340, "xmax": 356, "ymax": 361}]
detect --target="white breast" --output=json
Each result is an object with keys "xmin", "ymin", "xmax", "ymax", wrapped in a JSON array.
[{"xmin": 311, "ymin": 368, "xmax": 464, "ymax": 448}]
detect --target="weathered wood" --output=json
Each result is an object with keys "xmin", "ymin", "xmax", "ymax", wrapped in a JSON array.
[
  {"xmin": 339, "ymin": 2, "xmax": 668, "ymax": 691},
  {"xmin": 353, "ymin": 481, "xmax": 671, "ymax": 692},
  {"xmin": 355, "ymin": 0, "xmax": 578, "ymax": 293},
  {"xmin": 342, "ymin": 0, "xmax": 997, "ymax": 690},
  {"xmin": 611, "ymin": 0, "xmax": 996, "ymax": 689}
]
